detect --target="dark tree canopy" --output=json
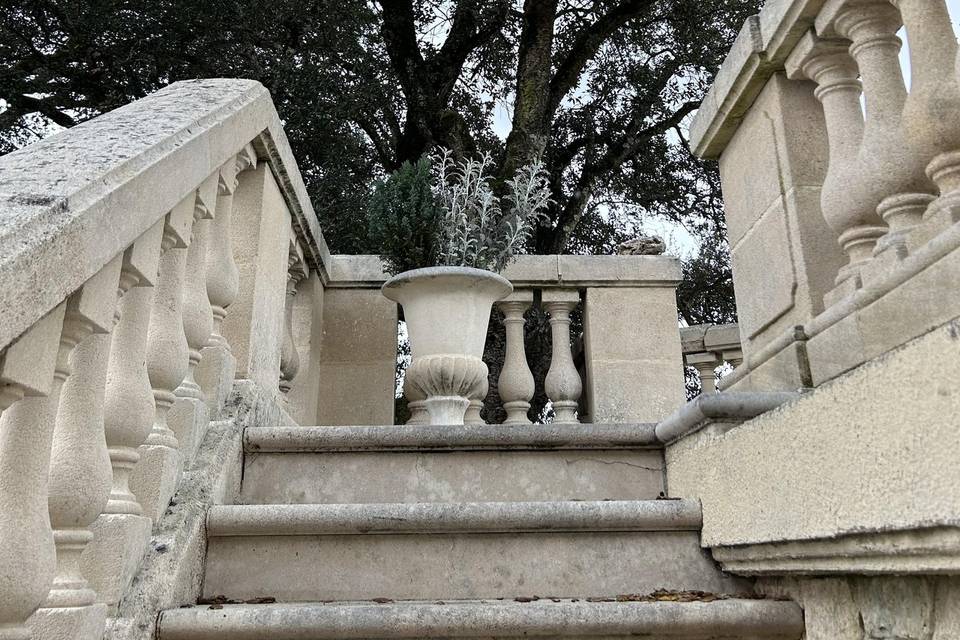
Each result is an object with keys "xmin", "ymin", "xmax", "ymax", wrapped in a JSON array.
[{"xmin": 1, "ymin": 0, "xmax": 753, "ymax": 325}]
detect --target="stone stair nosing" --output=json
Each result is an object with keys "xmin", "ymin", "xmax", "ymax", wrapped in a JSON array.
[
  {"xmin": 240, "ymin": 423, "xmax": 667, "ymax": 505},
  {"xmin": 159, "ymin": 597, "xmax": 806, "ymax": 640},
  {"xmin": 199, "ymin": 500, "xmax": 754, "ymax": 603}
]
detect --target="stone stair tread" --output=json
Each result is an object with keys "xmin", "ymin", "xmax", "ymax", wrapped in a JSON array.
[
  {"xmin": 207, "ymin": 500, "xmax": 701, "ymax": 536},
  {"xmin": 159, "ymin": 597, "xmax": 804, "ymax": 639},
  {"xmin": 244, "ymin": 423, "xmax": 660, "ymax": 453}
]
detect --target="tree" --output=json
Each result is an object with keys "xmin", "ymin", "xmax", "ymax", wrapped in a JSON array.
[{"xmin": 2, "ymin": 0, "xmax": 754, "ymax": 262}]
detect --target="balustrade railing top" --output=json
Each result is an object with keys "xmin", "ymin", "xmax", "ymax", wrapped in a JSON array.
[{"xmin": 0, "ymin": 78, "xmax": 329, "ymax": 355}]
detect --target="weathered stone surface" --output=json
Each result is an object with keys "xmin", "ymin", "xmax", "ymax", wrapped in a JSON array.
[
  {"xmin": 158, "ymin": 598, "xmax": 805, "ymax": 640},
  {"xmin": 0, "ymin": 79, "xmax": 326, "ymax": 354},
  {"xmin": 667, "ymin": 320, "xmax": 960, "ymax": 551},
  {"xmin": 241, "ymin": 447, "xmax": 664, "ymax": 504},
  {"xmin": 315, "ymin": 288, "xmax": 397, "ymax": 425},
  {"xmin": 104, "ymin": 380, "xmax": 290, "ymax": 640},
  {"xmin": 583, "ymin": 287, "xmax": 685, "ymax": 423},
  {"xmin": 201, "ymin": 500, "xmax": 751, "ymax": 602}
]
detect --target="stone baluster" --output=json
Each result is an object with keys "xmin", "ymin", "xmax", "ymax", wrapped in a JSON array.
[
  {"xmin": 31, "ymin": 257, "xmax": 124, "ymax": 640},
  {"xmin": 543, "ymin": 291, "xmax": 582, "ymax": 423},
  {"xmin": 686, "ymin": 353, "xmax": 720, "ymax": 395},
  {"xmin": 463, "ymin": 377, "xmax": 488, "ymax": 425},
  {"xmin": 197, "ymin": 153, "xmax": 249, "ymax": 415},
  {"xmin": 129, "ymin": 195, "xmax": 195, "ymax": 523},
  {"xmin": 166, "ymin": 181, "xmax": 217, "ymax": 468},
  {"xmin": 893, "ymin": 0, "xmax": 960, "ymax": 246},
  {"xmin": 0, "ymin": 304, "xmax": 66, "ymax": 639},
  {"xmin": 404, "ymin": 382, "xmax": 429, "ymax": 425},
  {"xmin": 786, "ymin": 33, "xmax": 867, "ymax": 303},
  {"xmin": 279, "ymin": 243, "xmax": 307, "ymax": 394},
  {"xmin": 496, "ymin": 293, "xmax": 535, "ymax": 424},
  {"xmin": 81, "ymin": 220, "xmax": 164, "ymax": 614},
  {"xmin": 822, "ymin": 0, "xmax": 935, "ymax": 276}
]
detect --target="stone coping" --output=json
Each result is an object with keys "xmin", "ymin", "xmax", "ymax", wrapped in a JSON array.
[
  {"xmin": 324, "ymin": 254, "xmax": 682, "ymax": 289},
  {"xmin": 206, "ymin": 500, "xmax": 702, "ymax": 536},
  {"xmin": 245, "ymin": 423, "xmax": 660, "ymax": 452},
  {"xmin": 655, "ymin": 391, "xmax": 800, "ymax": 444},
  {"xmin": 680, "ymin": 322, "xmax": 741, "ymax": 354},
  {"xmin": 0, "ymin": 78, "xmax": 329, "ymax": 352},
  {"xmin": 158, "ymin": 598, "xmax": 804, "ymax": 639},
  {"xmin": 689, "ymin": 0, "xmax": 829, "ymax": 158},
  {"xmin": 712, "ymin": 525, "xmax": 960, "ymax": 575}
]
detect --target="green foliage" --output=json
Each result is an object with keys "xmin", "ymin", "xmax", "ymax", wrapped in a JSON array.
[{"xmin": 366, "ymin": 158, "xmax": 444, "ymax": 275}]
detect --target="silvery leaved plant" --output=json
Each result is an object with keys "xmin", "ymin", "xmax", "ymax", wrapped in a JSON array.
[
  {"xmin": 433, "ymin": 149, "xmax": 552, "ymax": 273},
  {"xmin": 367, "ymin": 150, "xmax": 553, "ymax": 275}
]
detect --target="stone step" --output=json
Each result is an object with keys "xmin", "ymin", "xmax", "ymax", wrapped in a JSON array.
[
  {"xmin": 201, "ymin": 500, "xmax": 751, "ymax": 603},
  {"xmin": 241, "ymin": 423, "xmax": 664, "ymax": 504},
  {"xmin": 159, "ymin": 598, "xmax": 804, "ymax": 639}
]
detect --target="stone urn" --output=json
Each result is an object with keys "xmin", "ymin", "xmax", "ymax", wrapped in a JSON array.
[{"xmin": 382, "ymin": 266, "xmax": 512, "ymax": 425}]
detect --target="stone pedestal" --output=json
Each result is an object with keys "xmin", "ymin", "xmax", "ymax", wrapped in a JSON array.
[
  {"xmin": 129, "ymin": 446, "xmax": 181, "ymax": 523},
  {"xmin": 80, "ymin": 514, "xmax": 152, "ymax": 614},
  {"xmin": 168, "ymin": 396, "xmax": 211, "ymax": 470},
  {"xmin": 27, "ymin": 602, "xmax": 107, "ymax": 640},
  {"xmin": 197, "ymin": 345, "xmax": 236, "ymax": 420}
]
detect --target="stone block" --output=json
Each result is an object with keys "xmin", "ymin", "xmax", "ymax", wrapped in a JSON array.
[
  {"xmin": 196, "ymin": 344, "xmax": 236, "ymax": 419},
  {"xmin": 27, "ymin": 602, "xmax": 107, "ymax": 640},
  {"xmin": 167, "ymin": 396, "xmax": 210, "ymax": 469},
  {"xmin": 667, "ymin": 320, "xmax": 960, "ymax": 550},
  {"xmin": 725, "ymin": 339, "xmax": 811, "ymax": 392},
  {"xmin": 798, "ymin": 579, "xmax": 862, "ymax": 640},
  {"xmin": 806, "ymin": 309, "xmax": 866, "ymax": 387},
  {"xmin": 240, "ymin": 449, "xmax": 664, "ymax": 505},
  {"xmin": 221, "ymin": 164, "xmax": 291, "ymax": 399},
  {"xmin": 129, "ymin": 444, "xmax": 181, "ymax": 523},
  {"xmin": 583, "ymin": 287, "xmax": 684, "ymax": 423},
  {"xmin": 315, "ymin": 288, "xmax": 396, "ymax": 426},
  {"xmin": 81, "ymin": 513, "xmax": 152, "ymax": 614}
]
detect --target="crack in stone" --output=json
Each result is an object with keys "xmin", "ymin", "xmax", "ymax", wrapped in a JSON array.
[{"xmin": 563, "ymin": 457, "xmax": 662, "ymax": 471}]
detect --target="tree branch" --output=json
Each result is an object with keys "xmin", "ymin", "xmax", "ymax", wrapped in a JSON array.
[{"xmin": 547, "ymin": 0, "xmax": 658, "ymax": 117}]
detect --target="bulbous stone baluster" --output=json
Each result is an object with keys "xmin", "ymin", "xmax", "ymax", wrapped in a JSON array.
[
  {"xmin": 497, "ymin": 294, "xmax": 535, "ymax": 424},
  {"xmin": 197, "ymin": 154, "xmax": 248, "ymax": 416},
  {"xmin": 131, "ymin": 196, "xmax": 195, "ymax": 523},
  {"xmin": 0, "ymin": 304, "xmax": 67, "ymax": 640},
  {"xmin": 404, "ymin": 381, "xmax": 429, "ymax": 425},
  {"xmin": 463, "ymin": 377, "xmax": 488, "ymax": 425},
  {"xmin": 179, "ymin": 203, "xmax": 215, "ymax": 401},
  {"xmin": 543, "ymin": 292, "xmax": 582, "ymax": 424},
  {"xmin": 686, "ymin": 353, "xmax": 721, "ymax": 395},
  {"xmin": 887, "ymin": 0, "xmax": 960, "ymax": 246},
  {"xmin": 822, "ymin": 1, "xmax": 935, "ymax": 277},
  {"xmin": 81, "ymin": 220, "xmax": 164, "ymax": 613},
  {"xmin": 786, "ymin": 34, "xmax": 869, "ymax": 304},
  {"xmin": 280, "ymin": 247, "xmax": 306, "ymax": 394}
]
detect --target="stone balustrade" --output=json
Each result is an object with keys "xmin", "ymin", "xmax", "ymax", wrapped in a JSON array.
[
  {"xmin": 689, "ymin": 0, "xmax": 960, "ymax": 393},
  {"xmin": 680, "ymin": 323, "xmax": 742, "ymax": 395},
  {"xmin": 0, "ymin": 78, "xmax": 696, "ymax": 638},
  {"xmin": 0, "ymin": 79, "xmax": 338, "ymax": 639}
]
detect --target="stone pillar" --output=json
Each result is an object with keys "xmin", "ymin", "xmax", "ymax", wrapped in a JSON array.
[
  {"xmin": 220, "ymin": 164, "xmax": 292, "ymax": 399},
  {"xmin": 497, "ymin": 292, "xmax": 535, "ymax": 424},
  {"xmin": 0, "ymin": 304, "xmax": 66, "ymax": 640},
  {"xmin": 30, "ymin": 257, "xmax": 123, "ymax": 640},
  {"xmin": 583, "ymin": 286, "xmax": 684, "ymax": 423},
  {"xmin": 316, "ymin": 288, "xmax": 397, "ymax": 425},
  {"xmin": 720, "ymin": 63, "xmax": 846, "ymax": 370},
  {"xmin": 81, "ymin": 220, "xmax": 164, "ymax": 615},
  {"xmin": 543, "ymin": 290, "xmax": 582, "ymax": 424}
]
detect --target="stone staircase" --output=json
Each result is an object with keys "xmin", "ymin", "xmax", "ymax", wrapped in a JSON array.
[{"xmin": 157, "ymin": 423, "xmax": 803, "ymax": 639}]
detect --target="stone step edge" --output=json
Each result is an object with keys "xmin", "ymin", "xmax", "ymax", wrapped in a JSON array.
[
  {"xmin": 158, "ymin": 598, "xmax": 804, "ymax": 639},
  {"xmin": 244, "ymin": 423, "xmax": 660, "ymax": 453},
  {"xmin": 207, "ymin": 500, "xmax": 701, "ymax": 537}
]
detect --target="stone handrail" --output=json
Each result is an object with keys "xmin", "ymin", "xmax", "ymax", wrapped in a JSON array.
[
  {"xmin": 0, "ymin": 79, "xmax": 332, "ymax": 637},
  {"xmin": 689, "ymin": 0, "xmax": 960, "ymax": 393}
]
